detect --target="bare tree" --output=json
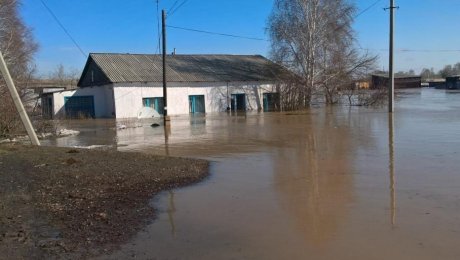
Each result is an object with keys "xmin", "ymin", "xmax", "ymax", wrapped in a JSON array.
[
  {"xmin": 0, "ymin": 0, "xmax": 38, "ymax": 137},
  {"xmin": 49, "ymin": 64, "xmax": 79, "ymax": 89},
  {"xmin": 268, "ymin": 0, "xmax": 376, "ymax": 107},
  {"xmin": 420, "ymin": 68, "xmax": 437, "ymax": 79},
  {"xmin": 439, "ymin": 63, "xmax": 460, "ymax": 78}
]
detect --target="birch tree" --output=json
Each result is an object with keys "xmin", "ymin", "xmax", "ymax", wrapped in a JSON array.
[
  {"xmin": 268, "ymin": 0, "xmax": 376, "ymax": 107},
  {"xmin": 0, "ymin": 0, "xmax": 38, "ymax": 136}
]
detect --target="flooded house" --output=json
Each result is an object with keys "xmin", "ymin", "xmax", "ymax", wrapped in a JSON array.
[{"xmin": 41, "ymin": 53, "xmax": 288, "ymax": 119}]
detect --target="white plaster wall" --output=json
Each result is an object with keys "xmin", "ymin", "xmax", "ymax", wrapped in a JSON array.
[
  {"xmin": 112, "ymin": 82, "xmax": 276, "ymax": 118},
  {"xmin": 52, "ymin": 85, "xmax": 114, "ymax": 118}
]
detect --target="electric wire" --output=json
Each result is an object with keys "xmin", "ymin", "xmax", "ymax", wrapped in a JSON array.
[
  {"xmin": 39, "ymin": 0, "xmax": 87, "ymax": 58},
  {"xmin": 167, "ymin": 25, "xmax": 268, "ymax": 41},
  {"xmin": 168, "ymin": 0, "xmax": 189, "ymax": 17},
  {"xmin": 166, "ymin": 2, "xmax": 457, "ymax": 54},
  {"xmin": 166, "ymin": 0, "xmax": 384, "ymax": 42},
  {"xmin": 168, "ymin": 0, "xmax": 180, "ymax": 14},
  {"xmin": 355, "ymin": 0, "xmax": 383, "ymax": 18},
  {"xmin": 359, "ymin": 47, "xmax": 460, "ymax": 53}
]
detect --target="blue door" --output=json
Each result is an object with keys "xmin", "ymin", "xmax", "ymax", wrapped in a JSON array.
[{"xmin": 189, "ymin": 95, "xmax": 205, "ymax": 113}]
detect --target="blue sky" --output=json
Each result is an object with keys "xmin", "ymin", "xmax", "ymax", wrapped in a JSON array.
[{"xmin": 21, "ymin": 0, "xmax": 460, "ymax": 76}]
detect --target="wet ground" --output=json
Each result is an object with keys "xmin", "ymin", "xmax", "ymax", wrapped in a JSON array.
[
  {"xmin": 0, "ymin": 145, "xmax": 208, "ymax": 259},
  {"xmin": 43, "ymin": 88, "xmax": 460, "ymax": 259}
]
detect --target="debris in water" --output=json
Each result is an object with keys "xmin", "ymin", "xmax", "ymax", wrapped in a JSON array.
[{"xmin": 57, "ymin": 129, "xmax": 80, "ymax": 137}]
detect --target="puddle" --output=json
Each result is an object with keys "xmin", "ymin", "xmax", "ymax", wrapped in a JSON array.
[{"xmin": 44, "ymin": 88, "xmax": 460, "ymax": 259}]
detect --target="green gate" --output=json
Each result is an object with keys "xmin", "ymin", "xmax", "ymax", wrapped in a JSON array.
[{"xmin": 64, "ymin": 96, "xmax": 95, "ymax": 119}]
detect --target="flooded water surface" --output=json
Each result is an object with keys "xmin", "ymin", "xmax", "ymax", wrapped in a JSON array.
[{"xmin": 44, "ymin": 89, "xmax": 460, "ymax": 259}]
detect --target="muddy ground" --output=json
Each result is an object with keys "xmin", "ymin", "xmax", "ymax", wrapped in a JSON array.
[{"xmin": 0, "ymin": 144, "xmax": 209, "ymax": 259}]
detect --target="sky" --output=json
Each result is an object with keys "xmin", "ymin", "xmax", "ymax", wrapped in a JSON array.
[{"xmin": 20, "ymin": 0, "xmax": 460, "ymax": 76}]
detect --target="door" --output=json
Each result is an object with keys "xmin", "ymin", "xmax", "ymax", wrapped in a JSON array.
[
  {"xmin": 42, "ymin": 95, "xmax": 54, "ymax": 119},
  {"xmin": 189, "ymin": 95, "xmax": 205, "ymax": 114},
  {"xmin": 231, "ymin": 94, "xmax": 246, "ymax": 111}
]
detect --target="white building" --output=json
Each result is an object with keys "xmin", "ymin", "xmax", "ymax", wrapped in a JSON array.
[{"xmin": 42, "ymin": 53, "xmax": 289, "ymax": 119}]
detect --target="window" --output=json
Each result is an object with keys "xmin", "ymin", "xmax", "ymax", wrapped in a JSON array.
[{"xmin": 143, "ymin": 97, "xmax": 164, "ymax": 115}]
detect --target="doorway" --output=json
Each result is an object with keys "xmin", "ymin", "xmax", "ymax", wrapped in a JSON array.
[
  {"xmin": 189, "ymin": 95, "xmax": 205, "ymax": 114},
  {"xmin": 263, "ymin": 93, "xmax": 280, "ymax": 112},
  {"xmin": 231, "ymin": 93, "xmax": 246, "ymax": 111}
]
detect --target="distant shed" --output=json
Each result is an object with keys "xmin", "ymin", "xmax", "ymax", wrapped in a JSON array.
[
  {"xmin": 371, "ymin": 75, "xmax": 422, "ymax": 89},
  {"xmin": 424, "ymin": 78, "xmax": 446, "ymax": 89},
  {"xmin": 446, "ymin": 76, "xmax": 460, "ymax": 90}
]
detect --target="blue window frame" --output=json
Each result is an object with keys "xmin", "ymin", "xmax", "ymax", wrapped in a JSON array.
[{"xmin": 143, "ymin": 97, "xmax": 164, "ymax": 115}]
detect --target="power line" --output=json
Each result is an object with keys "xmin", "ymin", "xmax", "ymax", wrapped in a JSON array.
[
  {"xmin": 167, "ymin": 25, "xmax": 269, "ymax": 41},
  {"xmin": 359, "ymin": 47, "xmax": 460, "ymax": 53},
  {"xmin": 355, "ymin": 0, "xmax": 383, "ymax": 18},
  {"xmin": 168, "ymin": 0, "xmax": 180, "ymax": 14},
  {"xmin": 39, "ymin": 0, "xmax": 87, "ymax": 58},
  {"xmin": 169, "ymin": 0, "xmax": 189, "ymax": 17},
  {"xmin": 399, "ymin": 49, "xmax": 460, "ymax": 53},
  {"xmin": 166, "ymin": 0, "xmax": 383, "ymax": 44}
]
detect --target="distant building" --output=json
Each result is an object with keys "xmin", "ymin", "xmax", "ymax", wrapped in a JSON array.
[
  {"xmin": 42, "ymin": 53, "xmax": 291, "ymax": 119},
  {"xmin": 423, "ymin": 78, "xmax": 446, "ymax": 89},
  {"xmin": 446, "ymin": 76, "xmax": 460, "ymax": 90},
  {"xmin": 371, "ymin": 74, "xmax": 421, "ymax": 89},
  {"xmin": 354, "ymin": 80, "xmax": 370, "ymax": 90}
]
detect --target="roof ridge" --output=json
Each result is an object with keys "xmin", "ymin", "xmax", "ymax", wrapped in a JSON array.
[{"xmin": 90, "ymin": 53, "xmax": 263, "ymax": 57}]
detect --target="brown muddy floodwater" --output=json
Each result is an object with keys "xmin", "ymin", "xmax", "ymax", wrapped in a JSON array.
[{"xmin": 43, "ymin": 89, "xmax": 460, "ymax": 260}]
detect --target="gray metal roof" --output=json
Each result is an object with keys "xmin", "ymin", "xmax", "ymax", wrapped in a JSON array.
[{"xmin": 78, "ymin": 53, "xmax": 291, "ymax": 87}]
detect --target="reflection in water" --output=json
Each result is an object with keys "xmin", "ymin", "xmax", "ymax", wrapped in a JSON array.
[
  {"xmin": 274, "ymin": 111, "xmax": 354, "ymax": 246},
  {"xmin": 167, "ymin": 191, "xmax": 176, "ymax": 238},
  {"xmin": 164, "ymin": 124, "xmax": 171, "ymax": 156},
  {"xmin": 389, "ymin": 113, "xmax": 396, "ymax": 227}
]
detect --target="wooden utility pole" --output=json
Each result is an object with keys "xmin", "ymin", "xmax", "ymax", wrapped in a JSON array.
[
  {"xmin": 388, "ymin": 113, "xmax": 396, "ymax": 227},
  {"xmin": 162, "ymin": 9, "xmax": 170, "ymax": 125},
  {"xmin": 0, "ymin": 51, "xmax": 40, "ymax": 146},
  {"xmin": 388, "ymin": 0, "xmax": 396, "ymax": 113}
]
